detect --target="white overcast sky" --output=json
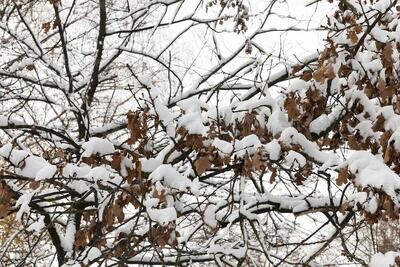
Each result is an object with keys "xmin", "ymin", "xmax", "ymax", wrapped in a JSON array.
[{"xmin": 144, "ymin": 0, "xmax": 334, "ymax": 95}]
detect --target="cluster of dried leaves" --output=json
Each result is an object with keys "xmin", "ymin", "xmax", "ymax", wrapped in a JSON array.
[
  {"xmin": 206, "ymin": 0, "xmax": 250, "ymax": 33},
  {"xmin": 288, "ymin": 0, "xmax": 400, "ymax": 222}
]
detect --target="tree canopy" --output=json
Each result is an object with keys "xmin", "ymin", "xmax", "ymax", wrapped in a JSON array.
[{"xmin": 1, "ymin": 0, "xmax": 400, "ymax": 266}]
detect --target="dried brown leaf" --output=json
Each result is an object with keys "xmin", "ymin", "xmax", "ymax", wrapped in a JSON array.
[
  {"xmin": 284, "ymin": 97, "xmax": 300, "ymax": 121},
  {"xmin": 75, "ymin": 229, "xmax": 88, "ymax": 247},
  {"xmin": 195, "ymin": 156, "xmax": 211, "ymax": 175},
  {"xmin": 383, "ymin": 42, "xmax": 393, "ymax": 65},
  {"xmin": 252, "ymin": 153, "xmax": 263, "ymax": 170},
  {"xmin": 347, "ymin": 30, "xmax": 358, "ymax": 44},
  {"xmin": 0, "ymin": 203, "xmax": 11, "ymax": 218},
  {"xmin": 313, "ymin": 68, "xmax": 325, "ymax": 83},
  {"xmin": 42, "ymin": 22, "xmax": 51, "ymax": 34},
  {"xmin": 269, "ymin": 170, "xmax": 277, "ymax": 183},
  {"xmin": 384, "ymin": 144, "xmax": 394, "ymax": 164},
  {"xmin": 336, "ymin": 168, "xmax": 348, "ymax": 186},
  {"xmin": 372, "ymin": 114, "xmax": 385, "ymax": 132}
]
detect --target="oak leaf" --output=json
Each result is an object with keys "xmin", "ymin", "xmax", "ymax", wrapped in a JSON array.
[
  {"xmin": 347, "ymin": 30, "xmax": 358, "ymax": 44},
  {"xmin": 383, "ymin": 42, "xmax": 393, "ymax": 65},
  {"xmin": 384, "ymin": 144, "xmax": 394, "ymax": 164},
  {"xmin": 269, "ymin": 170, "xmax": 277, "ymax": 183},
  {"xmin": 324, "ymin": 64, "xmax": 335, "ymax": 80},
  {"xmin": 313, "ymin": 68, "xmax": 325, "ymax": 83},
  {"xmin": 284, "ymin": 97, "xmax": 300, "ymax": 121},
  {"xmin": 0, "ymin": 204, "xmax": 11, "ymax": 218},
  {"xmin": 339, "ymin": 202, "xmax": 349, "ymax": 214},
  {"xmin": 113, "ymin": 203, "xmax": 124, "ymax": 223},
  {"xmin": 336, "ymin": 168, "xmax": 348, "ymax": 186},
  {"xmin": 195, "ymin": 156, "xmax": 211, "ymax": 175},
  {"xmin": 111, "ymin": 153, "xmax": 122, "ymax": 171},
  {"xmin": 75, "ymin": 229, "xmax": 88, "ymax": 247},
  {"xmin": 301, "ymin": 71, "xmax": 313, "ymax": 81},
  {"xmin": 29, "ymin": 181, "xmax": 40, "ymax": 190},
  {"xmin": 347, "ymin": 135, "xmax": 360, "ymax": 150},
  {"xmin": 252, "ymin": 153, "xmax": 263, "ymax": 170},
  {"xmin": 372, "ymin": 114, "xmax": 385, "ymax": 132},
  {"xmin": 42, "ymin": 22, "xmax": 51, "ymax": 34}
]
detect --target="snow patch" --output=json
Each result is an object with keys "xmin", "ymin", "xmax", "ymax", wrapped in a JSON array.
[{"xmin": 81, "ymin": 137, "xmax": 115, "ymax": 157}]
